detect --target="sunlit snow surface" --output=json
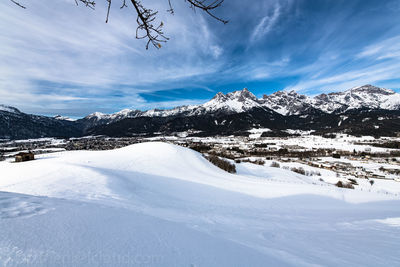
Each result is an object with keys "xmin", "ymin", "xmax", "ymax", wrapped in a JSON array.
[{"xmin": 1, "ymin": 142, "xmax": 400, "ymax": 266}]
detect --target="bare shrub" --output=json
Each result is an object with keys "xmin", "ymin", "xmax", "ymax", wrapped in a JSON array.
[
  {"xmin": 189, "ymin": 143, "xmax": 212, "ymax": 153},
  {"xmin": 253, "ymin": 159, "xmax": 265, "ymax": 166},
  {"xmin": 205, "ymin": 155, "xmax": 236, "ymax": 174},
  {"xmin": 312, "ymin": 171, "xmax": 321, "ymax": 176},
  {"xmin": 290, "ymin": 167, "xmax": 306, "ymax": 175},
  {"xmin": 240, "ymin": 158, "xmax": 264, "ymax": 165},
  {"xmin": 348, "ymin": 178, "xmax": 358, "ymax": 185},
  {"xmin": 335, "ymin": 181, "xmax": 354, "ymax": 189},
  {"xmin": 270, "ymin": 161, "xmax": 280, "ymax": 168}
]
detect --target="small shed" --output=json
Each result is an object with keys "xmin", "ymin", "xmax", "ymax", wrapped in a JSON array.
[{"xmin": 15, "ymin": 152, "xmax": 34, "ymax": 162}]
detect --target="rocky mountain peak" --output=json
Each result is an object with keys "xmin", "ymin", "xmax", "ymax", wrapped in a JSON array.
[
  {"xmin": 226, "ymin": 88, "xmax": 258, "ymax": 102},
  {"xmin": 54, "ymin": 115, "xmax": 75, "ymax": 121},
  {"xmin": 260, "ymin": 90, "xmax": 312, "ymax": 115},
  {"xmin": 0, "ymin": 104, "xmax": 21, "ymax": 114},
  {"xmin": 347, "ymin": 84, "xmax": 394, "ymax": 95},
  {"xmin": 211, "ymin": 92, "xmax": 228, "ymax": 101},
  {"xmin": 311, "ymin": 84, "xmax": 400, "ymax": 113}
]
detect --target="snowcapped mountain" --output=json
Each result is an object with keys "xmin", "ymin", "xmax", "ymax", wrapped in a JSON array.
[
  {"xmin": 82, "ymin": 109, "xmax": 142, "ymax": 130},
  {"xmin": 312, "ymin": 85, "xmax": 400, "ymax": 113},
  {"xmin": 0, "ymin": 104, "xmax": 21, "ymax": 114},
  {"xmin": 1, "ymin": 84, "xmax": 400, "ymax": 139},
  {"xmin": 260, "ymin": 84, "xmax": 400, "ymax": 115},
  {"xmin": 53, "ymin": 115, "xmax": 75, "ymax": 121},
  {"xmin": 158, "ymin": 88, "xmax": 263, "ymax": 116},
  {"xmin": 200, "ymin": 88, "xmax": 262, "ymax": 113},
  {"xmin": 84, "ymin": 88, "xmax": 267, "ymax": 125},
  {"xmin": 84, "ymin": 109, "xmax": 142, "ymax": 121},
  {"xmin": 261, "ymin": 90, "xmax": 315, "ymax": 115},
  {"xmin": 84, "ymin": 85, "xmax": 400, "ymax": 122}
]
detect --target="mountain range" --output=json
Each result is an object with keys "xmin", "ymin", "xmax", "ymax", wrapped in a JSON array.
[{"xmin": 1, "ymin": 84, "xmax": 400, "ymax": 139}]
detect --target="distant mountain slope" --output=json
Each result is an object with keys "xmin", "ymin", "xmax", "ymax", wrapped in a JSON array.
[
  {"xmin": 1, "ymin": 84, "xmax": 400, "ymax": 139},
  {"xmin": 0, "ymin": 105, "xmax": 82, "ymax": 139},
  {"xmin": 88, "ymin": 107, "xmax": 400, "ymax": 137}
]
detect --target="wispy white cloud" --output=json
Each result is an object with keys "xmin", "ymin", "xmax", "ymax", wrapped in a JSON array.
[
  {"xmin": 357, "ymin": 35, "xmax": 400, "ymax": 60},
  {"xmin": 286, "ymin": 64, "xmax": 400, "ymax": 93},
  {"xmin": 0, "ymin": 0, "xmax": 226, "ymax": 115},
  {"xmin": 135, "ymin": 99, "xmax": 206, "ymax": 110},
  {"xmin": 285, "ymin": 44, "xmax": 400, "ymax": 94},
  {"xmin": 1, "ymin": 0, "xmax": 400, "ymax": 116},
  {"xmin": 249, "ymin": 4, "xmax": 281, "ymax": 44}
]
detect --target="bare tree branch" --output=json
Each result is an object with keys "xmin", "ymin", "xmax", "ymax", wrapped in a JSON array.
[
  {"xmin": 185, "ymin": 0, "xmax": 228, "ymax": 24},
  {"xmin": 75, "ymin": 0, "xmax": 96, "ymax": 10},
  {"xmin": 105, "ymin": 0, "xmax": 112, "ymax": 23},
  {"xmin": 10, "ymin": 0, "xmax": 26, "ymax": 9},
  {"xmin": 120, "ymin": 0, "xmax": 128, "ymax": 9},
  {"xmin": 167, "ymin": 0, "xmax": 174, "ymax": 15},
  {"xmin": 10, "ymin": 0, "xmax": 228, "ymax": 49},
  {"xmin": 130, "ymin": 0, "xmax": 169, "ymax": 49}
]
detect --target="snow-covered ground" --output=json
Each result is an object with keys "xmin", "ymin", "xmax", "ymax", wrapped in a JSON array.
[
  {"xmin": 252, "ymin": 134, "xmax": 395, "ymax": 154},
  {"xmin": 1, "ymin": 142, "xmax": 400, "ymax": 266}
]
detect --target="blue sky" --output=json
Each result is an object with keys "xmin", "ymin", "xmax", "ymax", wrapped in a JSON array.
[{"xmin": 1, "ymin": 0, "xmax": 400, "ymax": 117}]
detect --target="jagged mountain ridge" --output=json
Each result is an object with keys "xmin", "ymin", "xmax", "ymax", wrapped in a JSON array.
[
  {"xmin": 1, "ymin": 85, "xmax": 400, "ymax": 139},
  {"xmin": 0, "ymin": 104, "xmax": 21, "ymax": 114},
  {"xmin": 83, "ymin": 88, "xmax": 267, "ymax": 125},
  {"xmin": 313, "ymin": 85, "xmax": 400, "ymax": 113},
  {"xmin": 84, "ymin": 85, "xmax": 400, "ymax": 125}
]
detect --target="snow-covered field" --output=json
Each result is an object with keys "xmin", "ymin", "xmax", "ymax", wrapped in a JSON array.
[{"xmin": 1, "ymin": 142, "xmax": 400, "ymax": 266}]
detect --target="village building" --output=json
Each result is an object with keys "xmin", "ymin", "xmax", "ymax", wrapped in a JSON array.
[{"xmin": 15, "ymin": 152, "xmax": 34, "ymax": 162}]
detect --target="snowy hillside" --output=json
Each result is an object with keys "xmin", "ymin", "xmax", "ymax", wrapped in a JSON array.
[{"xmin": 1, "ymin": 142, "xmax": 400, "ymax": 266}]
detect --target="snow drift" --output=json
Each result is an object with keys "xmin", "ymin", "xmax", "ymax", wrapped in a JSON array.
[{"xmin": 1, "ymin": 142, "xmax": 400, "ymax": 266}]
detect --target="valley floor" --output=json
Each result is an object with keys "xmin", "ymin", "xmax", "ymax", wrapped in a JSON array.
[{"xmin": 0, "ymin": 142, "xmax": 400, "ymax": 266}]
